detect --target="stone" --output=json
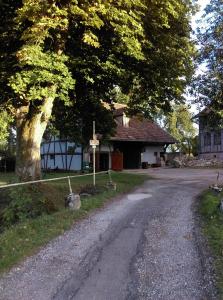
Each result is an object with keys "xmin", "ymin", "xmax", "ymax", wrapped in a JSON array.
[
  {"xmin": 171, "ymin": 159, "xmax": 182, "ymax": 168},
  {"xmin": 106, "ymin": 181, "xmax": 117, "ymax": 191},
  {"xmin": 169, "ymin": 155, "xmax": 223, "ymax": 168},
  {"xmin": 65, "ymin": 193, "xmax": 81, "ymax": 210}
]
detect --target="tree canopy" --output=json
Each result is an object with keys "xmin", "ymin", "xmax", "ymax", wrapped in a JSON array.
[{"xmin": 194, "ymin": 0, "xmax": 223, "ymax": 111}]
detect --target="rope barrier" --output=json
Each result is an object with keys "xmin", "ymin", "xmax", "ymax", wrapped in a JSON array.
[{"xmin": 0, "ymin": 170, "xmax": 110, "ymax": 189}]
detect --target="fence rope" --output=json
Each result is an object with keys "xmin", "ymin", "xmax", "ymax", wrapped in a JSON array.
[{"xmin": 0, "ymin": 170, "xmax": 110, "ymax": 189}]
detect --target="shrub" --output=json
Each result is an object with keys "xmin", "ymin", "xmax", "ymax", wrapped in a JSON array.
[{"xmin": 2, "ymin": 184, "xmax": 56, "ymax": 227}]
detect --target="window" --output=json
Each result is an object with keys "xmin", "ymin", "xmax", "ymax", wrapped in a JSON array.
[
  {"xmin": 204, "ymin": 132, "xmax": 211, "ymax": 146},
  {"xmin": 67, "ymin": 146, "xmax": 76, "ymax": 154},
  {"xmin": 50, "ymin": 154, "xmax": 55, "ymax": 160},
  {"xmin": 214, "ymin": 131, "xmax": 221, "ymax": 145}
]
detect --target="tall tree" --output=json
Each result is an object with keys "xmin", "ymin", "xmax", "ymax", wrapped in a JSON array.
[
  {"xmin": 164, "ymin": 104, "xmax": 197, "ymax": 154},
  {"xmin": 194, "ymin": 0, "xmax": 223, "ymax": 111},
  {"xmin": 127, "ymin": 0, "xmax": 196, "ymax": 116},
  {"xmin": 0, "ymin": 0, "xmax": 147, "ymax": 180},
  {"xmin": 0, "ymin": 0, "xmax": 196, "ymax": 180}
]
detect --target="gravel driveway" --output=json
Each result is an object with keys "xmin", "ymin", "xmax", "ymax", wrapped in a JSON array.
[{"xmin": 0, "ymin": 168, "xmax": 219, "ymax": 300}]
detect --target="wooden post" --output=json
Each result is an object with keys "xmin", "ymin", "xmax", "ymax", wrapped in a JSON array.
[{"xmin": 93, "ymin": 121, "xmax": 96, "ymax": 186}]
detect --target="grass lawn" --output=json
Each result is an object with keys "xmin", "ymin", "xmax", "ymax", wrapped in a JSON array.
[
  {"xmin": 0, "ymin": 172, "xmax": 17, "ymax": 185},
  {"xmin": 198, "ymin": 190, "xmax": 223, "ymax": 296},
  {"xmin": 0, "ymin": 171, "xmax": 148, "ymax": 274}
]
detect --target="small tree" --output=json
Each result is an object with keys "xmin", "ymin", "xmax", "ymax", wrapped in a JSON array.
[{"xmin": 164, "ymin": 105, "xmax": 197, "ymax": 155}]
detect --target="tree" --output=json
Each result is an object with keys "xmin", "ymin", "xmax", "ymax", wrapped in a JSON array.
[
  {"xmin": 0, "ymin": 0, "xmax": 196, "ymax": 180},
  {"xmin": 54, "ymin": 0, "xmax": 197, "ymax": 142},
  {"xmin": 0, "ymin": 0, "xmax": 147, "ymax": 180},
  {"xmin": 164, "ymin": 104, "xmax": 197, "ymax": 155},
  {"xmin": 126, "ymin": 0, "xmax": 197, "ymax": 116},
  {"xmin": 194, "ymin": 0, "xmax": 223, "ymax": 111},
  {"xmin": 51, "ymin": 98, "xmax": 116, "ymax": 147}
]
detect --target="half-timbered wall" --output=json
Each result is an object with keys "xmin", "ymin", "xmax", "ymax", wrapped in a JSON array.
[
  {"xmin": 41, "ymin": 136, "xmax": 82, "ymax": 171},
  {"xmin": 199, "ymin": 116, "xmax": 223, "ymax": 159}
]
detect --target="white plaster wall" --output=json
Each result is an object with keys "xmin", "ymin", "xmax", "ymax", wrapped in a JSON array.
[
  {"xmin": 141, "ymin": 146, "xmax": 164, "ymax": 164},
  {"xmin": 99, "ymin": 145, "xmax": 114, "ymax": 152}
]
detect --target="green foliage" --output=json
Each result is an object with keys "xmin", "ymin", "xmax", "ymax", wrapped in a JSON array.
[
  {"xmin": 126, "ymin": 0, "xmax": 196, "ymax": 115},
  {"xmin": 2, "ymin": 0, "xmax": 147, "ymax": 108},
  {"xmin": 9, "ymin": 45, "xmax": 75, "ymax": 104},
  {"xmin": 190, "ymin": 135, "xmax": 199, "ymax": 157},
  {"xmin": 194, "ymin": 0, "xmax": 223, "ymax": 111},
  {"xmin": 51, "ymin": 97, "xmax": 116, "ymax": 146},
  {"xmin": 199, "ymin": 190, "xmax": 223, "ymax": 296},
  {"xmin": 164, "ymin": 104, "xmax": 197, "ymax": 154},
  {"xmin": 1, "ymin": 0, "xmax": 196, "ymax": 113},
  {"xmin": 0, "ymin": 110, "xmax": 13, "ymax": 146},
  {"xmin": 2, "ymin": 185, "xmax": 56, "ymax": 227}
]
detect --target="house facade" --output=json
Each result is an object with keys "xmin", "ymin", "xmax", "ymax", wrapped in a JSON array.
[
  {"xmin": 41, "ymin": 104, "xmax": 176, "ymax": 171},
  {"xmin": 107, "ymin": 107, "xmax": 175, "ymax": 169},
  {"xmin": 197, "ymin": 107, "xmax": 223, "ymax": 159}
]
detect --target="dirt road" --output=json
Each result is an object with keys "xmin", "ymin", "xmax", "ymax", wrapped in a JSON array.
[{"xmin": 0, "ymin": 168, "xmax": 219, "ymax": 299}]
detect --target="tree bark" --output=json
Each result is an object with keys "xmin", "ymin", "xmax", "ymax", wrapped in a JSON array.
[{"xmin": 16, "ymin": 94, "xmax": 55, "ymax": 181}]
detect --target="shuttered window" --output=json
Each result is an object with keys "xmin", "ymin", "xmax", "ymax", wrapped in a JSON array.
[
  {"xmin": 214, "ymin": 131, "xmax": 221, "ymax": 145},
  {"xmin": 204, "ymin": 132, "xmax": 211, "ymax": 146}
]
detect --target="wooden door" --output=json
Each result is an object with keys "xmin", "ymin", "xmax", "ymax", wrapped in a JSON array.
[{"xmin": 111, "ymin": 151, "xmax": 123, "ymax": 171}]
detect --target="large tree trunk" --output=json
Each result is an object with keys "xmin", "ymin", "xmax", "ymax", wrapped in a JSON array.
[{"xmin": 16, "ymin": 95, "xmax": 55, "ymax": 181}]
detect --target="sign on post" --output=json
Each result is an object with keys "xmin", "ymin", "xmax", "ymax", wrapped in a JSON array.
[
  {"xmin": 90, "ymin": 139, "xmax": 99, "ymax": 147},
  {"xmin": 90, "ymin": 121, "xmax": 100, "ymax": 186}
]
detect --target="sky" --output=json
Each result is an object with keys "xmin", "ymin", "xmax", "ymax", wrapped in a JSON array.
[{"xmin": 191, "ymin": 0, "xmax": 210, "ymax": 31}]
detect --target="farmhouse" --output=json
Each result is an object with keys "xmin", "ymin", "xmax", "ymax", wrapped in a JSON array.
[
  {"xmin": 41, "ymin": 104, "xmax": 175, "ymax": 171},
  {"xmin": 196, "ymin": 107, "xmax": 223, "ymax": 159}
]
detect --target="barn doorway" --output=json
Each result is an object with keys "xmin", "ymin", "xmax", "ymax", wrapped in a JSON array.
[
  {"xmin": 113, "ymin": 142, "xmax": 142, "ymax": 169},
  {"xmin": 99, "ymin": 153, "xmax": 109, "ymax": 171}
]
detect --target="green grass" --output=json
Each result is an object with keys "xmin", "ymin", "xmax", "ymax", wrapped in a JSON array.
[
  {"xmin": 0, "ymin": 172, "xmax": 17, "ymax": 185},
  {"xmin": 0, "ymin": 171, "xmax": 148, "ymax": 273},
  {"xmin": 198, "ymin": 190, "xmax": 223, "ymax": 296}
]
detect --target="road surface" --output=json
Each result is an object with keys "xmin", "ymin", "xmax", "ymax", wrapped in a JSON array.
[{"xmin": 0, "ymin": 168, "xmax": 219, "ymax": 299}]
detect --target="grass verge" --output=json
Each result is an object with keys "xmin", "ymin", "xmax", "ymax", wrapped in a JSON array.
[
  {"xmin": 198, "ymin": 190, "xmax": 223, "ymax": 296},
  {"xmin": 0, "ymin": 172, "xmax": 148, "ymax": 274}
]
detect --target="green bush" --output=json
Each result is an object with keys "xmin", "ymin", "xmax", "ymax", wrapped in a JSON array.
[{"xmin": 2, "ymin": 185, "xmax": 56, "ymax": 227}]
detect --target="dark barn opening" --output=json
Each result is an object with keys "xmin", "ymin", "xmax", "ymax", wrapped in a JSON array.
[
  {"xmin": 114, "ymin": 142, "xmax": 142, "ymax": 169},
  {"xmin": 99, "ymin": 153, "xmax": 109, "ymax": 171}
]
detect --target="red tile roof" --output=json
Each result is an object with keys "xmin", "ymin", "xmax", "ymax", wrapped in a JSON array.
[{"xmin": 110, "ymin": 117, "xmax": 176, "ymax": 144}]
